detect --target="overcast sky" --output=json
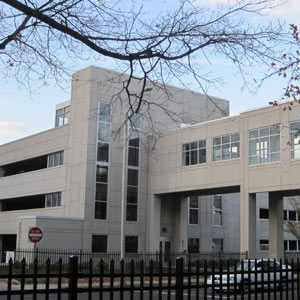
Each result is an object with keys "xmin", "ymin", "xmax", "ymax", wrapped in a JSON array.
[{"xmin": 0, "ymin": 0, "xmax": 299, "ymax": 145}]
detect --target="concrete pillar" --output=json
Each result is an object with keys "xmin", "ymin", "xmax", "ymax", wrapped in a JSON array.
[
  {"xmin": 180, "ymin": 197, "xmax": 188, "ymax": 252},
  {"xmin": 240, "ymin": 191, "xmax": 256, "ymax": 258},
  {"xmin": 269, "ymin": 192, "xmax": 284, "ymax": 260},
  {"xmin": 174, "ymin": 197, "xmax": 188, "ymax": 252},
  {"xmin": 148, "ymin": 195, "xmax": 161, "ymax": 251}
]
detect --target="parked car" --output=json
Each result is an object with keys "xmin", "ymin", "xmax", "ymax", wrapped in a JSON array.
[{"xmin": 207, "ymin": 259, "xmax": 292, "ymax": 292}]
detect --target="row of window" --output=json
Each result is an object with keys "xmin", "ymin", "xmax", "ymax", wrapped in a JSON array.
[
  {"xmin": 183, "ymin": 122, "xmax": 300, "ymax": 166},
  {"xmin": 126, "ymin": 113, "xmax": 140, "ymax": 222},
  {"xmin": 259, "ymin": 208, "xmax": 300, "ymax": 221},
  {"xmin": 259, "ymin": 239, "xmax": 300, "ymax": 251},
  {"xmin": 92, "ymin": 235, "xmax": 138, "ymax": 253},
  {"xmin": 95, "ymin": 102, "xmax": 111, "ymax": 220},
  {"xmin": 189, "ymin": 195, "xmax": 222, "ymax": 226},
  {"xmin": 55, "ymin": 106, "xmax": 70, "ymax": 127}
]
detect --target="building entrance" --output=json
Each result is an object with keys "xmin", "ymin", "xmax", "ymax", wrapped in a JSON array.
[{"xmin": 160, "ymin": 237, "xmax": 171, "ymax": 263}]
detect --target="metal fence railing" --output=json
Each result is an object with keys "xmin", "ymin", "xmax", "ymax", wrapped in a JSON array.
[
  {"xmin": 0, "ymin": 249, "xmax": 247, "ymax": 272},
  {"xmin": 0, "ymin": 256, "xmax": 299, "ymax": 300}
]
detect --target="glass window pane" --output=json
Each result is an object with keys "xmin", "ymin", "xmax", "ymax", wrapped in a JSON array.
[
  {"xmin": 191, "ymin": 142, "xmax": 198, "ymax": 150},
  {"xmin": 249, "ymin": 156, "xmax": 259, "ymax": 165},
  {"xmin": 46, "ymin": 195, "xmax": 52, "ymax": 207},
  {"xmin": 289, "ymin": 240, "xmax": 297, "ymax": 251},
  {"xmin": 213, "ymin": 137, "xmax": 221, "ymax": 146},
  {"xmin": 270, "ymin": 125, "xmax": 280, "ymax": 135},
  {"xmin": 214, "ymin": 195, "xmax": 222, "ymax": 209},
  {"xmin": 97, "ymin": 143, "xmax": 109, "ymax": 162},
  {"xmin": 213, "ymin": 146, "xmax": 221, "ymax": 161},
  {"xmin": 199, "ymin": 148, "xmax": 206, "ymax": 163},
  {"xmin": 270, "ymin": 135, "xmax": 280, "ymax": 152},
  {"xmin": 213, "ymin": 211, "xmax": 222, "ymax": 226},
  {"xmin": 129, "ymin": 138, "xmax": 139, "ymax": 147},
  {"xmin": 128, "ymin": 147, "xmax": 139, "ymax": 166},
  {"xmin": 270, "ymin": 152, "xmax": 280, "ymax": 162},
  {"xmin": 125, "ymin": 236, "xmax": 138, "ymax": 253},
  {"xmin": 188, "ymin": 238, "xmax": 199, "ymax": 253},
  {"xmin": 291, "ymin": 122, "xmax": 300, "ymax": 131},
  {"xmin": 95, "ymin": 202, "xmax": 106, "ymax": 219},
  {"xmin": 126, "ymin": 204, "xmax": 137, "ymax": 221},
  {"xmin": 199, "ymin": 140, "xmax": 206, "ymax": 148},
  {"xmin": 231, "ymin": 133, "xmax": 240, "ymax": 142},
  {"xmin": 259, "ymin": 127, "xmax": 269, "ymax": 137},
  {"xmin": 95, "ymin": 183, "xmax": 107, "ymax": 201},
  {"xmin": 127, "ymin": 186, "xmax": 138, "ymax": 204},
  {"xmin": 92, "ymin": 235, "xmax": 107, "ymax": 253},
  {"xmin": 127, "ymin": 169, "xmax": 138, "ymax": 186},
  {"xmin": 249, "ymin": 130, "xmax": 258, "ymax": 139},
  {"xmin": 190, "ymin": 150, "xmax": 198, "ymax": 165},
  {"xmin": 249, "ymin": 139, "xmax": 259, "ymax": 156},
  {"xmin": 182, "ymin": 151, "xmax": 189, "ymax": 166},
  {"xmin": 190, "ymin": 196, "xmax": 198, "ymax": 208},
  {"xmin": 222, "ymin": 135, "xmax": 230, "ymax": 144},
  {"xmin": 96, "ymin": 166, "xmax": 108, "ymax": 183},
  {"xmin": 183, "ymin": 143, "xmax": 190, "ymax": 151},
  {"xmin": 99, "ymin": 103, "xmax": 110, "ymax": 122},
  {"xmin": 231, "ymin": 142, "xmax": 240, "ymax": 158},
  {"xmin": 222, "ymin": 143, "xmax": 230, "ymax": 160},
  {"xmin": 189, "ymin": 210, "xmax": 198, "ymax": 224}
]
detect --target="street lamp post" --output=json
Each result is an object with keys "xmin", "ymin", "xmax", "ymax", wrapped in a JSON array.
[{"xmin": 120, "ymin": 86, "xmax": 153, "ymax": 260}]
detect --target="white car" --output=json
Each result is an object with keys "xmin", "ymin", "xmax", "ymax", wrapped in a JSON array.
[{"xmin": 208, "ymin": 259, "xmax": 292, "ymax": 292}]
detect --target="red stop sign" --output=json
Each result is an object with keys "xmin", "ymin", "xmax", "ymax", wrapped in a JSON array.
[{"xmin": 28, "ymin": 227, "xmax": 43, "ymax": 243}]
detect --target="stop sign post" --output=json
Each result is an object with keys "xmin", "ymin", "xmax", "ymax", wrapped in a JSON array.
[{"xmin": 28, "ymin": 227, "xmax": 43, "ymax": 243}]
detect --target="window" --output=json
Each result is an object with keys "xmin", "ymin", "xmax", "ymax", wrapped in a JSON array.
[
  {"xmin": 55, "ymin": 106, "xmax": 70, "ymax": 127},
  {"xmin": 212, "ymin": 239, "xmax": 223, "ymax": 253},
  {"xmin": 45, "ymin": 192, "xmax": 61, "ymax": 207},
  {"xmin": 284, "ymin": 210, "xmax": 288, "ymax": 220},
  {"xmin": 92, "ymin": 235, "xmax": 107, "ymax": 253},
  {"xmin": 289, "ymin": 210, "xmax": 297, "ymax": 221},
  {"xmin": 290, "ymin": 121, "xmax": 300, "ymax": 159},
  {"xmin": 289, "ymin": 240, "xmax": 297, "ymax": 251},
  {"xmin": 182, "ymin": 140, "xmax": 206, "ymax": 166},
  {"xmin": 47, "ymin": 151, "xmax": 64, "ymax": 167},
  {"xmin": 249, "ymin": 125, "xmax": 280, "ymax": 165},
  {"xmin": 189, "ymin": 196, "xmax": 199, "ymax": 225},
  {"xmin": 95, "ymin": 102, "xmax": 111, "ymax": 220},
  {"xmin": 188, "ymin": 238, "xmax": 200, "ymax": 253},
  {"xmin": 126, "ymin": 170, "xmax": 138, "ymax": 221},
  {"xmin": 213, "ymin": 195, "xmax": 222, "ymax": 226},
  {"xmin": 259, "ymin": 208, "xmax": 269, "ymax": 219},
  {"xmin": 95, "ymin": 166, "xmax": 108, "ymax": 220},
  {"xmin": 126, "ymin": 113, "xmax": 140, "ymax": 222},
  {"xmin": 259, "ymin": 240, "xmax": 269, "ymax": 251},
  {"xmin": 125, "ymin": 236, "xmax": 138, "ymax": 253},
  {"xmin": 213, "ymin": 133, "xmax": 240, "ymax": 161}
]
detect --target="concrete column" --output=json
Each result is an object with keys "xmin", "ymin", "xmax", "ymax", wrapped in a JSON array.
[
  {"xmin": 180, "ymin": 197, "xmax": 188, "ymax": 252},
  {"xmin": 173, "ymin": 197, "xmax": 188, "ymax": 252},
  {"xmin": 148, "ymin": 195, "xmax": 161, "ymax": 251},
  {"xmin": 269, "ymin": 192, "xmax": 284, "ymax": 260},
  {"xmin": 240, "ymin": 191, "xmax": 256, "ymax": 258}
]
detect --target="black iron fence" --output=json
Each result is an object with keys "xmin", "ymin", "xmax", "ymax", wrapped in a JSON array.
[
  {"xmin": 0, "ymin": 255, "xmax": 300, "ymax": 299},
  {"xmin": 0, "ymin": 249, "xmax": 247, "ymax": 272}
]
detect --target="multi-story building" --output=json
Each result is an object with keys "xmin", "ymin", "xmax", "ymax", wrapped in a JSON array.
[
  {"xmin": 0, "ymin": 66, "xmax": 230, "ymax": 255},
  {"xmin": 1, "ymin": 66, "xmax": 300, "ymax": 260}
]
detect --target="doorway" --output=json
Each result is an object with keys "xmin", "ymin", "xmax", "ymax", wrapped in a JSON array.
[{"xmin": 160, "ymin": 237, "xmax": 171, "ymax": 263}]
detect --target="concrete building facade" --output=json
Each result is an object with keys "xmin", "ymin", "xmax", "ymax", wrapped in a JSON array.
[{"xmin": 1, "ymin": 66, "xmax": 300, "ymax": 260}]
